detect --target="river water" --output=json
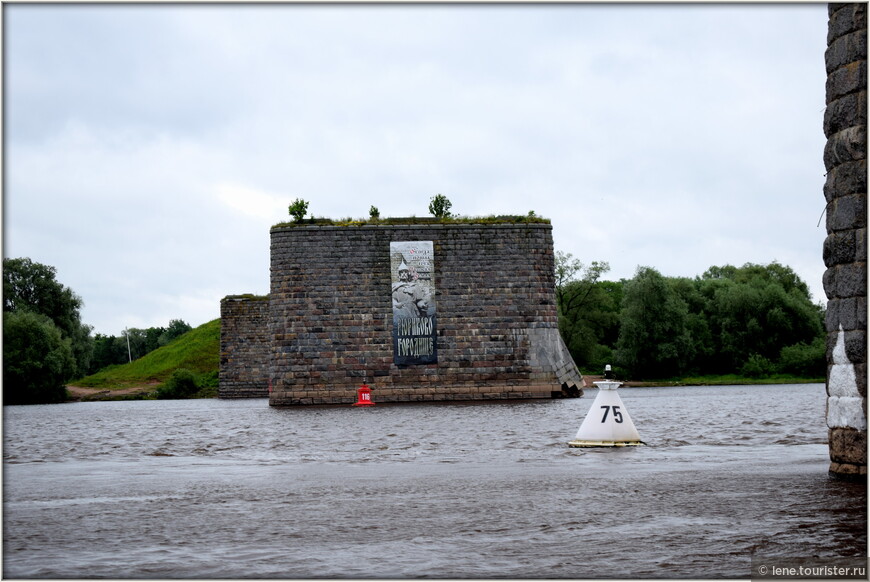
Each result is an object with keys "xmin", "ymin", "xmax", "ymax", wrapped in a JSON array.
[{"xmin": 3, "ymin": 383, "xmax": 866, "ymax": 579}]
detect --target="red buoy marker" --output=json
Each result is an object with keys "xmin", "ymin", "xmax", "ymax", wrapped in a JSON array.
[{"xmin": 353, "ymin": 385, "xmax": 375, "ymax": 407}]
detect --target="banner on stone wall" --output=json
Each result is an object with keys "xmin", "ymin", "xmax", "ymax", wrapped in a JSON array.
[{"xmin": 390, "ymin": 241, "xmax": 437, "ymax": 365}]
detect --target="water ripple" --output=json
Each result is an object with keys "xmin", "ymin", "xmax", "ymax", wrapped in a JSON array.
[{"xmin": 3, "ymin": 384, "xmax": 865, "ymax": 578}]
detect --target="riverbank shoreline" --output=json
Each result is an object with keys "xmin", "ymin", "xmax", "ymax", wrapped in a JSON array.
[
  {"xmin": 583, "ymin": 374, "xmax": 825, "ymax": 388},
  {"xmin": 66, "ymin": 375, "xmax": 825, "ymax": 403}
]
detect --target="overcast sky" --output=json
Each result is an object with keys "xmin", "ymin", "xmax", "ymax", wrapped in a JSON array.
[{"xmin": 4, "ymin": 3, "xmax": 830, "ymax": 336}]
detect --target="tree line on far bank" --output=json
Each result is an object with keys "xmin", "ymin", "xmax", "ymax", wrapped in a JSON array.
[
  {"xmin": 556, "ymin": 253, "xmax": 826, "ymax": 380},
  {"xmin": 5, "ymin": 253, "xmax": 827, "ymax": 405},
  {"xmin": 3, "ymin": 257, "xmax": 191, "ymax": 404}
]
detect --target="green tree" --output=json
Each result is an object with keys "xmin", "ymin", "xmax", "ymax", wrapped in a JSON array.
[
  {"xmin": 595, "ymin": 280, "xmax": 624, "ymax": 349},
  {"xmin": 288, "ymin": 198, "xmax": 309, "ymax": 222},
  {"xmin": 159, "ymin": 319, "xmax": 192, "ymax": 346},
  {"xmin": 554, "ymin": 251, "xmax": 582, "ymax": 295},
  {"xmin": 705, "ymin": 261, "xmax": 813, "ymax": 299},
  {"xmin": 554, "ymin": 251, "xmax": 616, "ymax": 370},
  {"xmin": 669, "ymin": 276, "xmax": 715, "ymax": 375},
  {"xmin": 88, "ymin": 333, "xmax": 129, "ymax": 374},
  {"xmin": 3, "ymin": 258, "xmax": 93, "ymax": 379},
  {"xmin": 698, "ymin": 262, "xmax": 823, "ymax": 372},
  {"xmin": 144, "ymin": 326, "xmax": 165, "ymax": 353},
  {"xmin": 3, "ymin": 311, "xmax": 76, "ymax": 404},
  {"xmin": 553, "ymin": 258, "xmax": 823, "ymax": 380},
  {"xmin": 428, "ymin": 194, "xmax": 452, "ymax": 218},
  {"xmin": 615, "ymin": 266, "xmax": 694, "ymax": 379},
  {"xmin": 123, "ymin": 328, "xmax": 148, "ymax": 361}
]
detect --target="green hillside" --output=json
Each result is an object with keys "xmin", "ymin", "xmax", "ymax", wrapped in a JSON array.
[{"xmin": 72, "ymin": 318, "xmax": 220, "ymax": 391}]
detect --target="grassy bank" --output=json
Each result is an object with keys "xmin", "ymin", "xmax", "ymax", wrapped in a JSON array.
[
  {"xmin": 583, "ymin": 373, "xmax": 825, "ymax": 387},
  {"xmin": 662, "ymin": 374, "xmax": 824, "ymax": 386},
  {"xmin": 70, "ymin": 319, "xmax": 220, "ymax": 397}
]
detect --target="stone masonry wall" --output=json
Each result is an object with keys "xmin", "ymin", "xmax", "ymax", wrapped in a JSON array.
[
  {"xmin": 824, "ymin": 3, "xmax": 867, "ymax": 480},
  {"xmin": 268, "ymin": 222, "xmax": 583, "ymax": 405},
  {"xmin": 219, "ymin": 295, "xmax": 270, "ymax": 398}
]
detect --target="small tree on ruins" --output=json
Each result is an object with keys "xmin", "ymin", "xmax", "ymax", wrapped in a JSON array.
[
  {"xmin": 288, "ymin": 198, "xmax": 309, "ymax": 222},
  {"xmin": 428, "ymin": 194, "xmax": 452, "ymax": 218}
]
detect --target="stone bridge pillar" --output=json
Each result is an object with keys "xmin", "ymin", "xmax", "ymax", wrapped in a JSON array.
[{"xmin": 823, "ymin": 3, "xmax": 867, "ymax": 480}]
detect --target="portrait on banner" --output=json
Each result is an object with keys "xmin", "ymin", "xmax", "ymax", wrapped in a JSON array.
[{"xmin": 390, "ymin": 241, "xmax": 437, "ymax": 365}]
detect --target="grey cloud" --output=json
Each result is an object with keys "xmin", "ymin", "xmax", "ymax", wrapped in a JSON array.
[{"xmin": 4, "ymin": 3, "xmax": 831, "ymax": 334}]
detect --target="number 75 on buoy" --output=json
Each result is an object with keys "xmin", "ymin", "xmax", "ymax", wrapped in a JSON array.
[{"xmin": 568, "ymin": 376, "xmax": 644, "ymax": 448}]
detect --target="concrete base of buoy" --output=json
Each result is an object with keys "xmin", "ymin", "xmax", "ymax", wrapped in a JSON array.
[
  {"xmin": 567, "ymin": 439, "xmax": 644, "ymax": 447},
  {"xmin": 568, "ymin": 379, "xmax": 644, "ymax": 447},
  {"xmin": 352, "ymin": 385, "xmax": 375, "ymax": 407}
]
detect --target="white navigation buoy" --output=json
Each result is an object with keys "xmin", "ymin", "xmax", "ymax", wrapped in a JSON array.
[{"xmin": 568, "ymin": 365, "xmax": 644, "ymax": 447}]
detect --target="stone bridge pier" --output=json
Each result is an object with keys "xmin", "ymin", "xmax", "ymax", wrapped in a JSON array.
[
  {"xmin": 824, "ymin": 3, "xmax": 867, "ymax": 480},
  {"xmin": 219, "ymin": 219, "xmax": 584, "ymax": 405}
]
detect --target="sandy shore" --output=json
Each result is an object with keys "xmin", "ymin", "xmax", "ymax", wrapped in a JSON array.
[{"xmin": 65, "ymin": 383, "xmax": 158, "ymax": 402}]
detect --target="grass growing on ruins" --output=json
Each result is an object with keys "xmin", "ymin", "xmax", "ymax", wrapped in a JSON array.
[
  {"xmin": 72, "ymin": 319, "xmax": 220, "ymax": 391},
  {"xmin": 272, "ymin": 214, "xmax": 552, "ymax": 229}
]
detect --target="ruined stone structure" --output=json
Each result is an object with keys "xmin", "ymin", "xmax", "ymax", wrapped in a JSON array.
[
  {"xmin": 824, "ymin": 3, "xmax": 867, "ymax": 480},
  {"xmin": 220, "ymin": 219, "xmax": 583, "ymax": 404},
  {"xmin": 219, "ymin": 295, "xmax": 270, "ymax": 398}
]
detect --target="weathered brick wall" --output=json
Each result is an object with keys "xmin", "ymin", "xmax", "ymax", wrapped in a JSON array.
[
  {"xmin": 268, "ymin": 222, "xmax": 583, "ymax": 405},
  {"xmin": 219, "ymin": 295, "xmax": 270, "ymax": 398},
  {"xmin": 824, "ymin": 3, "xmax": 867, "ymax": 480}
]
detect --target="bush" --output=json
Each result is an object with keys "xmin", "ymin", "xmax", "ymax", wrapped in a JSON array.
[
  {"xmin": 778, "ymin": 338, "xmax": 826, "ymax": 377},
  {"xmin": 198, "ymin": 369, "xmax": 219, "ymax": 388},
  {"xmin": 428, "ymin": 194, "xmax": 452, "ymax": 218},
  {"xmin": 155, "ymin": 368, "xmax": 200, "ymax": 399},
  {"xmin": 740, "ymin": 353, "xmax": 775, "ymax": 378},
  {"xmin": 288, "ymin": 198, "xmax": 309, "ymax": 222}
]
